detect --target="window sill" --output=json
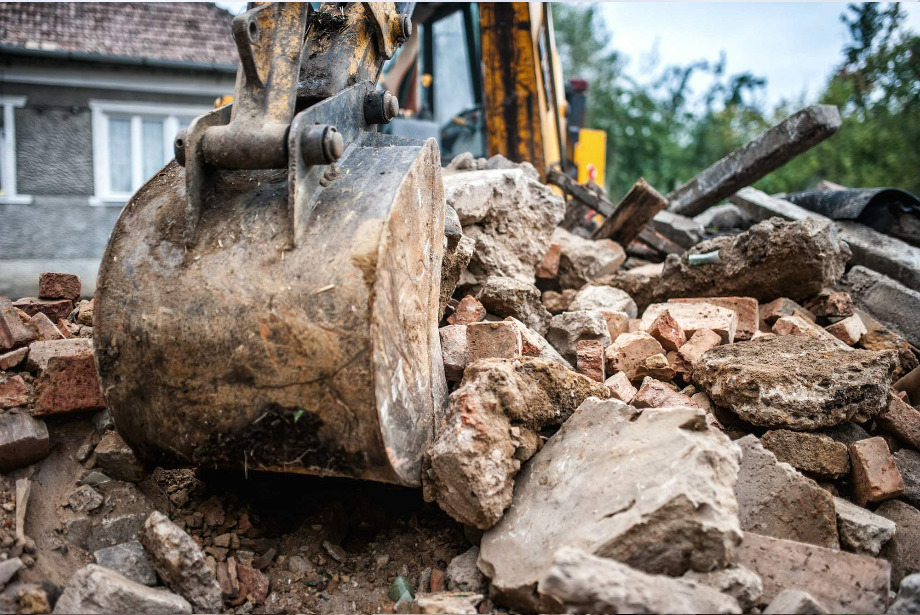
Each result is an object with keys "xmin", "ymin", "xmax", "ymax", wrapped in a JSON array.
[
  {"xmin": 88, "ymin": 196, "xmax": 128, "ymax": 207},
  {"xmin": 0, "ymin": 194, "xmax": 33, "ymax": 205}
]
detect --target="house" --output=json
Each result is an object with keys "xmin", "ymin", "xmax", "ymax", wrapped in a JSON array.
[{"xmin": 0, "ymin": 3, "xmax": 238, "ymax": 296}]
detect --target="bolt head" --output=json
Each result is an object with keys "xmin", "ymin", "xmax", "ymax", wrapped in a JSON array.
[
  {"xmin": 322, "ymin": 128, "xmax": 344, "ymax": 163},
  {"xmin": 383, "ymin": 91, "xmax": 399, "ymax": 122}
]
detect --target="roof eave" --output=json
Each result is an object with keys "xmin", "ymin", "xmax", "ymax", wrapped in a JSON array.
[{"xmin": 0, "ymin": 44, "xmax": 238, "ymax": 74}]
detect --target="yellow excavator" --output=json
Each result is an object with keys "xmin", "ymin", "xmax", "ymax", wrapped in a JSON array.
[{"xmin": 93, "ymin": 2, "xmax": 604, "ymax": 488}]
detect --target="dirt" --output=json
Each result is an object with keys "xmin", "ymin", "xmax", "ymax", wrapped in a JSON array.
[{"xmin": 5, "ymin": 415, "xmax": 472, "ymax": 615}]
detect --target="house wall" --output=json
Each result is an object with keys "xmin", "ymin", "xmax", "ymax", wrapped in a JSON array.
[{"xmin": 0, "ymin": 55, "xmax": 236, "ymax": 271}]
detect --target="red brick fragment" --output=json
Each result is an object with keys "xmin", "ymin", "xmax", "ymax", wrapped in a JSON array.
[
  {"xmin": 825, "ymin": 314, "xmax": 867, "ymax": 346},
  {"xmin": 448, "ymin": 295, "xmax": 487, "ymax": 326},
  {"xmin": 536, "ymin": 243, "xmax": 561, "ymax": 279},
  {"xmin": 0, "ymin": 347, "xmax": 28, "ymax": 371},
  {"xmin": 850, "ymin": 436, "xmax": 904, "ymax": 506},
  {"xmin": 0, "ymin": 299, "xmax": 37, "ymax": 351},
  {"xmin": 0, "ymin": 375, "xmax": 30, "ymax": 409},
  {"xmin": 30, "ymin": 339, "xmax": 105, "ymax": 415},
  {"xmin": 604, "ymin": 372, "xmax": 637, "ymax": 402},
  {"xmin": 677, "ymin": 329, "xmax": 722, "ymax": 365},
  {"xmin": 670, "ymin": 296, "xmax": 758, "ymax": 341},
  {"xmin": 466, "ymin": 322, "xmax": 522, "ymax": 363},
  {"xmin": 12, "ymin": 297, "xmax": 73, "ymax": 323},
  {"xmin": 38, "ymin": 272, "xmax": 82, "ymax": 302},
  {"xmin": 575, "ymin": 339, "xmax": 605, "ymax": 383},
  {"xmin": 647, "ymin": 309, "xmax": 686, "ymax": 352},
  {"xmin": 604, "ymin": 331, "xmax": 664, "ymax": 381},
  {"xmin": 596, "ymin": 309, "xmax": 630, "ymax": 342},
  {"xmin": 760, "ymin": 297, "xmax": 811, "ymax": 325},
  {"xmin": 632, "ymin": 377, "xmax": 695, "ymax": 408},
  {"xmin": 878, "ymin": 392, "xmax": 920, "ymax": 450},
  {"xmin": 29, "ymin": 312, "xmax": 63, "ymax": 341}
]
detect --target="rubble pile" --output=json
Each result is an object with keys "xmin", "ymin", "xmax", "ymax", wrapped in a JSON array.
[{"xmin": 0, "ymin": 140, "xmax": 919, "ymax": 615}]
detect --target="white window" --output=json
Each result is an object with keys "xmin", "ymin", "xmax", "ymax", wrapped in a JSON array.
[
  {"xmin": 89, "ymin": 100, "xmax": 210, "ymax": 206},
  {"xmin": 0, "ymin": 96, "xmax": 32, "ymax": 205}
]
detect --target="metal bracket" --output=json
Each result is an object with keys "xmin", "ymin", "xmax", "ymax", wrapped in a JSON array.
[{"xmin": 363, "ymin": 3, "xmax": 412, "ymax": 60}]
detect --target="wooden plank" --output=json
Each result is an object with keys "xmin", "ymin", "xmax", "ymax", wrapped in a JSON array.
[
  {"xmin": 668, "ymin": 105, "xmax": 842, "ymax": 216},
  {"xmin": 636, "ymin": 227, "xmax": 684, "ymax": 255},
  {"xmin": 546, "ymin": 168, "xmax": 615, "ymax": 217},
  {"xmin": 592, "ymin": 178, "xmax": 668, "ymax": 244}
]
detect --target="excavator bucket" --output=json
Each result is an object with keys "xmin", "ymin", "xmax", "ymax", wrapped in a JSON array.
[{"xmin": 93, "ymin": 3, "xmax": 448, "ymax": 487}]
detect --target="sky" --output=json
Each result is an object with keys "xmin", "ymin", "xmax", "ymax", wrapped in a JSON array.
[
  {"xmin": 217, "ymin": 2, "xmax": 920, "ymax": 107},
  {"xmin": 600, "ymin": 2, "xmax": 920, "ymax": 106}
]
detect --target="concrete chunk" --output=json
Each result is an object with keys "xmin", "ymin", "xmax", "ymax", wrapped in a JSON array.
[
  {"xmin": 760, "ymin": 429, "xmax": 850, "ymax": 479},
  {"xmin": 567, "ymin": 285, "xmax": 637, "ymax": 317},
  {"xmin": 693, "ymin": 335, "xmax": 895, "ymax": 430},
  {"xmin": 833, "ymin": 496, "xmax": 895, "ymax": 556},
  {"xmin": 633, "ymin": 377, "xmax": 695, "ymax": 409},
  {"xmin": 653, "ymin": 217, "xmax": 851, "ymax": 303},
  {"xmin": 895, "ymin": 448, "xmax": 920, "ymax": 509},
  {"xmin": 539, "ymin": 548, "xmax": 742, "ymax": 615},
  {"xmin": 139, "ymin": 511, "xmax": 222, "ymax": 613},
  {"xmin": 479, "ymin": 398, "xmax": 742, "ymax": 612},
  {"xmin": 53, "ymin": 564, "xmax": 191, "ymax": 614},
  {"xmin": 878, "ymin": 500, "xmax": 920, "ymax": 587},
  {"xmin": 444, "ymin": 168, "xmax": 565, "ymax": 286},
  {"xmin": 93, "ymin": 541, "xmax": 158, "ymax": 586},
  {"xmin": 0, "ymin": 411, "xmax": 49, "ymax": 471},
  {"xmin": 843, "ymin": 265, "xmax": 920, "ymax": 348},
  {"xmin": 422, "ymin": 359, "xmax": 606, "ymax": 530},
  {"xmin": 95, "ymin": 431, "xmax": 145, "ymax": 482},
  {"xmin": 505, "ymin": 317, "xmax": 572, "ymax": 369},
  {"xmin": 732, "ymin": 532, "xmax": 890, "ymax": 614},
  {"xmin": 546, "ymin": 310, "xmax": 611, "ymax": 364},
  {"xmin": 668, "ymin": 105, "xmax": 841, "ymax": 216},
  {"xmin": 439, "ymin": 325, "xmax": 467, "ymax": 382},
  {"xmin": 890, "ymin": 573, "xmax": 920, "ymax": 615},
  {"xmin": 552, "ymin": 227, "xmax": 626, "ymax": 289},
  {"xmin": 763, "ymin": 589, "xmax": 828, "ymax": 615},
  {"xmin": 477, "ymin": 276, "xmax": 551, "ymax": 335},
  {"xmin": 734, "ymin": 435, "xmax": 838, "ymax": 548},
  {"xmin": 604, "ymin": 371, "xmax": 637, "ymax": 403},
  {"xmin": 682, "ymin": 566, "xmax": 763, "ymax": 612}
]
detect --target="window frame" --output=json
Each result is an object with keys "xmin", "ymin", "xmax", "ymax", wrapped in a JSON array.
[
  {"xmin": 0, "ymin": 96, "xmax": 32, "ymax": 205},
  {"xmin": 89, "ymin": 100, "xmax": 210, "ymax": 207}
]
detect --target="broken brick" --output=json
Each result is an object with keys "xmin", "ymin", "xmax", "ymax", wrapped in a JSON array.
[
  {"xmin": 604, "ymin": 372, "xmax": 637, "ymax": 403},
  {"xmin": 760, "ymin": 297, "xmax": 811, "ymax": 325},
  {"xmin": 667, "ymin": 350, "xmax": 692, "ymax": 380},
  {"xmin": 632, "ymin": 377, "xmax": 694, "ymax": 408},
  {"xmin": 670, "ymin": 296, "xmax": 758, "ymax": 341},
  {"xmin": 850, "ymin": 436, "xmax": 905, "ymax": 507},
  {"xmin": 29, "ymin": 312, "xmax": 64, "ymax": 341},
  {"xmin": 546, "ymin": 311, "xmax": 611, "ymax": 363},
  {"xmin": 38, "ymin": 272, "xmax": 82, "ymax": 302},
  {"xmin": 603, "ymin": 331, "xmax": 665, "ymax": 381},
  {"xmin": 575, "ymin": 340, "xmax": 605, "ymax": 383},
  {"xmin": 825, "ymin": 313, "xmax": 867, "ymax": 346},
  {"xmin": 466, "ymin": 322, "xmax": 522, "ymax": 363},
  {"xmin": 535, "ymin": 243, "xmax": 561, "ymax": 279},
  {"xmin": 0, "ymin": 347, "xmax": 28, "ymax": 371},
  {"xmin": 0, "ymin": 298, "xmax": 37, "ymax": 351},
  {"xmin": 805, "ymin": 290, "xmax": 854, "ymax": 319},
  {"xmin": 677, "ymin": 328, "xmax": 722, "ymax": 365},
  {"xmin": 640, "ymin": 302, "xmax": 738, "ymax": 344},
  {"xmin": 29, "ymin": 339, "xmax": 105, "ymax": 415},
  {"xmin": 541, "ymin": 289, "xmax": 577, "ymax": 315},
  {"xmin": 773, "ymin": 315, "xmax": 846, "ymax": 347},
  {"xmin": 12, "ymin": 297, "xmax": 74, "ymax": 323},
  {"xmin": 439, "ymin": 325, "xmax": 467, "ymax": 382},
  {"xmin": 77, "ymin": 299, "xmax": 95, "ymax": 327},
  {"xmin": 878, "ymin": 392, "xmax": 920, "ymax": 451},
  {"xmin": 647, "ymin": 310, "xmax": 686, "ymax": 352},
  {"xmin": 0, "ymin": 374, "xmax": 30, "ymax": 409},
  {"xmin": 634, "ymin": 353, "xmax": 676, "ymax": 381},
  {"xmin": 448, "ymin": 296, "xmax": 486, "ymax": 326},
  {"xmin": 596, "ymin": 309, "xmax": 630, "ymax": 342}
]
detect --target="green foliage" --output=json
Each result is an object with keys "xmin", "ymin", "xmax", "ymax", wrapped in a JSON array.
[{"xmin": 552, "ymin": 2, "xmax": 920, "ymax": 200}]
